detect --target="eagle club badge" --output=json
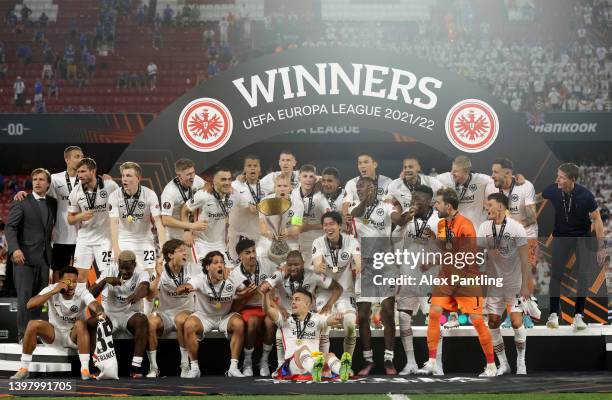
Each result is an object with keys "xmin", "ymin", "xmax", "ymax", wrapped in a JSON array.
[
  {"xmin": 178, "ymin": 97, "xmax": 233, "ymax": 152},
  {"xmin": 445, "ymin": 99, "xmax": 499, "ymax": 153}
]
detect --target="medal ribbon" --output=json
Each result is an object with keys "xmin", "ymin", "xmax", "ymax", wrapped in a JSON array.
[
  {"xmin": 247, "ymin": 180, "xmax": 262, "ymax": 204},
  {"xmin": 165, "ymin": 263, "xmax": 184, "ymax": 288},
  {"xmin": 492, "ymin": 217, "xmax": 508, "ymax": 249},
  {"xmin": 241, "ymin": 261, "xmax": 260, "ymax": 286},
  {"xmin": 325, "ymin": 235, "xmax": 343, "ymax": 270},
  {"xmin": 84, "ymin": 177, "xmax": 100, "ymax": 211},
  {"xmin": 66, "ymin": 171, "xmax": 79, "ymax": 194},
  {"xmin": 173, "ymin": 177, "xmax": 193, "ymax": 203},
  {"xmin": 207, "ymin": 274, "xmax": 226, "ymax": 304},
  {"xmin": 562, "ymin": 190, "xmax": 573, "ymax": 223},
  {"xmin": 414, "ymin": 208, "xmax": 433, "ymax": 238},
  {"xmin": 293, "ymin": 312, "xmax": 312, "ymax": 340},
  {"xmin": 456, "ymin": 173, "xmax": 473, "ymax": 202},
  {"xmin": 122, "ymin": 185, "xmax": 142, "ymax": 220},
  {"xmin": 212, "ymin": 189, "xmax": 230, "ymax": 218}
]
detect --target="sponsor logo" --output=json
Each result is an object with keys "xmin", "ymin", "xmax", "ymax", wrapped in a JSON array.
[
  {"xmin": 341, "ymin": 252, "xmax": 349, "ymax": 261},
  {"xmin": 70, "ymin": 305, "xmax": 79, "ymax": 313},
  {"xmin": 138, "ymin": 201, "xmax": 145, "ymax": 209},
  {"xmin": 511, "ymin": 193, "xmax": 519, "ymax": 202},
  {"xmin": 178, "ymin": 97, "xmax": 233, "ymax": 152},
  {"xmin": 376, "ymin": 208, "xmax": 384, "ymax": 216},
  {"xmin": 100, "ymin": 190, "xmax": 107, "ymax": 199},
  {"xmin": 446, "ymin": 99, "xmax": 498, "ymax": 153},
  {"xmin": 225, "ymin": 283, "xmax": 234, "ymax": 292}
]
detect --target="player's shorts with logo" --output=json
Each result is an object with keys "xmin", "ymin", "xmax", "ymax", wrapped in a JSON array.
[
  {"xmin": 396, "ymin": 296, "xmax": 431, "ymax": 315},
  {"xmin": 73, "ymin": 241, "xmax": 113, "ymax": 273},
  {"xmin": 108, "ymin": 311, "xmax": 139, "ymax": 334},
  {"xmin": 44, "ymin": 326, "xmax": 77, "ymax": 349},
  {"xmin": 485, "ymin": 293, "xmax": 523, "ymax": 316},
  {"xmin": 158, "ymin": 309, "xmax": 190, "ymax": 336},
  {"xmin": 357, "ymin": 259, "xmax": 396, "ymax": 303},
  {"xmin": 121, "ymin": 242, "xmax": 157, "ymax": 271},
  {"xmin": 191, "ymin": 311, "xmax": 237, "ymax": 339}
]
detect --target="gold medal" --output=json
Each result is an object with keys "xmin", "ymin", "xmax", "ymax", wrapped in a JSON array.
[
  {"xmin": 127, "ymin": 215, "xmax": 135, "ymax": 222},
  {"xmin": 296, "ymin": 339, "xmax": 303, "ymax": 345},
  {"xmin": 505, "ymin": 209, "xmax": 510, "ymax": 216},
  {"xmin": 362, "ymin": 218, "xmax": 369, "ymax": 225},
  {"xmin": 215, "ymin": 301, "xmax": 222, "ymax": 310},
  {"xmin": 332, "ymin": 266, "xmax": 338, "ymax": 273}
]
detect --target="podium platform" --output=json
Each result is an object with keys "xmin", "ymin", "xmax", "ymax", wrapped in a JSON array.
[{"xmin": 1, "ymin": 325, "xmax": 611, "ymax": 378}]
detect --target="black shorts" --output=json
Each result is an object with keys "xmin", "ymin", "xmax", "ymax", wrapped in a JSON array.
[{"xmin": 52, "ymin": 243, "xmax": 76, "ymax": 271}]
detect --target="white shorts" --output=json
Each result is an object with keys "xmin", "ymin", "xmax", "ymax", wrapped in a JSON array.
[
  {"xmin": 485, "ymin": 296, "xmax": 523, "ymax": 316},
  {"xmin": 73, "ymin": 241, "xmax": 113, "ymax": 273},
  {"xmin": 191, "ymin": 311, "xmax": 238, "ymax": 340},
  {"xmin": 108, "ymin": 311, "xmax": 139, "ymax": 334},
  {"xmin": 396, "ymin": 296, "xmax": 430, "ymax": 315},
  {"xmin": 158, "ymin": 310, "xmax": 190, "ymax": 336},
  {"xmin": 122, "ymin": 242, "xmax": 157, "ymax": 271},
  {"xmin": 45, "ymin": 326, "xmax": 77, "ymax": 349},
  {"xmin": 193, "ymin": 242, "xmax": 231, "ymax": 265}
]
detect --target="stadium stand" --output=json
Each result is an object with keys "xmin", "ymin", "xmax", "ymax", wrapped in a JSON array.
[{"xmin": 0, "ymin": 0, "xmax": 610, "ymax": 114}]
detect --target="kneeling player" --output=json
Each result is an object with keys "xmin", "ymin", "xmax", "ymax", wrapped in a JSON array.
[
  {"xmin": 179, "ymin": 251, "xmax": 245, "ymax": 378},
  {"xmin": 11, "ymin": 266, "xmax": 105, "ymax": 380},
  {"xmin": 262, "ymin": 287, "xmax": 352, "ymax": 382},
  {"xmin": 146, "ymin": 239, "xmax": 198, "ymax": 377},
  {"xmin": 89, "ymin": 250, "xmax": 150, "ymax": 378},
  {"xmin": 478, "ymin": 193, "xmax": 530, "ymax": 375}
]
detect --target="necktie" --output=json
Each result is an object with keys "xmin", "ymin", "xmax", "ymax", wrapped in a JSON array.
[{"xmin": 38, "ymin": 198, "xmax": 49, "ymax": 225}]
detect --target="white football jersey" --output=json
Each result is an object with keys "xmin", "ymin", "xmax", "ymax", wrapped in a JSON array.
[
  {"xmin": 157, "ymin": 262, "xmax": 200, "ymax": 315},
  {"xmin": 229, "ymin": 180, "xmax": 264, "ymax": 239},
  {"xmin": 266, "ymin": 270, "xmax": 332, "ymax": 310},
  {"xmin": 233, "ymin": 257, "xmax": 279, "ymax": 307},
  {"xmin": 186, "ymin": 190, "xmax": 238, "ymax": 248},
  {"xmin": 68, "ymin": 178, "xmax": 119, "ymax": 245},
  {"xmin": 260, "ymin": 171, "xmax": 299, "ymax": 195},
  {"xmin": 189, "ymin": 268, "xmax": 244, "ymax": 318},
  {"xmin": 97, "ymin": 264, "xmax": 150, "ymax": 314},
  {"xmin": 160, "ymin": 175, "xmax": 205, "ymax": 240},
  {"xmin": 312, "ymin": 233, "xmax": 360, "ymax": 299},
  {"xmin": 437, "ymin": 172, "xmax": 492, "ymax": 229},
  {"xmin": 477, "ymin": 218, "xmax": 528, "ymax": 290},
  {"xmin": 108, "ymin": 185, "xmax": 160, "ymax": 245},
  {"xmin": 350, "ymin": 200, "xmax": 395, "ymax": 238},
  {"xmin": 387, "ymin": 174, "xmax": 444, "ymax": 212},
  {"xmin": 484, "ymin": 179, "xmax": 538, "ymax": 238},
  {"xmin": 276, "ymin": 312, "xmax": 328, "ymax": 359},
  {"xmin": 322, "ymin": 188, "xmax": 346, "ymax": 212},
  {"xmin": 343, "ymin": 174, "xmax": 392, "ymax": 205},
  {"xmin": 49, "ymin": 171, "xmax": 79, "ymax": 244},
  {"xmin": 291, "ymin": 187, "xmax": 330, "ymax": 244},
  {"xmin": 39, "ymin": 284, "xmax": 96, "ymax": 330}
]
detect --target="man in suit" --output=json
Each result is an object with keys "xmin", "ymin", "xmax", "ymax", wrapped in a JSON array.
[{"xmin": 6, "ymin": 168, "xmax": 57, "ymax": 341}]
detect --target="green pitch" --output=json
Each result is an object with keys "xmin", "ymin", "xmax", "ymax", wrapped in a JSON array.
[{"xmin": 22, "ymin": 395, "xmax": 612, "ymax": 400}]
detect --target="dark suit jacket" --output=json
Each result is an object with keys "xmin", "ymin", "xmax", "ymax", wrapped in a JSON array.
[{"xmin": 5, "ymin": 193, "xmax": 57, "ymax": 268}]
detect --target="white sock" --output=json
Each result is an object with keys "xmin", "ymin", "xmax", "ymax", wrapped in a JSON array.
[
  {"xmin": 363, "ymin": 349, "xmax": 373, "ymax": 363},
  {"xmin": 230, "ymin": 359, "xmax": 239, "ymax": 369},
  {"xmin": 300, "ymin": 353, "xmax": 315, "ymax": 372},
  {"xmin": 399, "ymin": 312, "xmax": 415, "ymax": 364},
  {"xmin": 244, "ymin": 347, "xmax": 254, "ymax": 366},
  {"xmin": 343, "ymin": 313, "xmax": 357, "ymax": 356},
  {"xmin": 78, "ymin": 354, "xmax": 90, "ymax": 371},
  {"xmin": 328, "ymin": 355, "xmax": 341, "ymax": 374},
  {"xmin": 20, "ymin": 354, "xmax": 32, "ymax": 370},
  {"xmin": 190, "ymin": 360, "xmax": 199, "ymax": 370},
  {"xmin": 491, "ymin": 328, "xmax": 508, "ymax": 365},
  {"xmin": 179, "ymin": 346, "xmax": 189, "ymax": 365},
  {"xmin": 143, "ymin": 299, "xmax": 153, "ymax": 315},
  {"xmin": 384, "ymin": 349, "xmax": 394, "ymax": 362},
  {"xmin": 147, "ymin": 350, "xmax": 158, "ymax": 370},
  {"xmin": 261, "ymin": 343, "xmax": 273, "ymax": 363},
  {"xmin": 319, "ymin": 334, "xmax": 330, "ymax": 354},
  {"xmin": 132, "ymin": 356, "xmax": 143, "ymax": 368},
  {"xmin": 514, "ymin": 325, "xmax": 527, "ymax": 361},
  {"xmin": 275, "ymin": 331, "xmax": 285, "ymax": 366}
]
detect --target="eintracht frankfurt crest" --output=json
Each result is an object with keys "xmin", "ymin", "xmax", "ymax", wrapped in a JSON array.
[
  {"xmin": 178, "ymin": 98, "xmax": 233, "ymax": 152},
  {"xmin": 445, "ymin": 99, "xmax": 499, "ymax": 153}
]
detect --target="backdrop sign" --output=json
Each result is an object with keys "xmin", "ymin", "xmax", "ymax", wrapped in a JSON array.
[{"xmin": 113, "ymin": 47, "xmax": 559, "ymax": 184}]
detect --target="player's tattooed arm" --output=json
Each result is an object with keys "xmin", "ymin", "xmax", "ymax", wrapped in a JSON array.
[{"xmin": 523, "ymin": 204, "xmax": 537, "ymax": 227}]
